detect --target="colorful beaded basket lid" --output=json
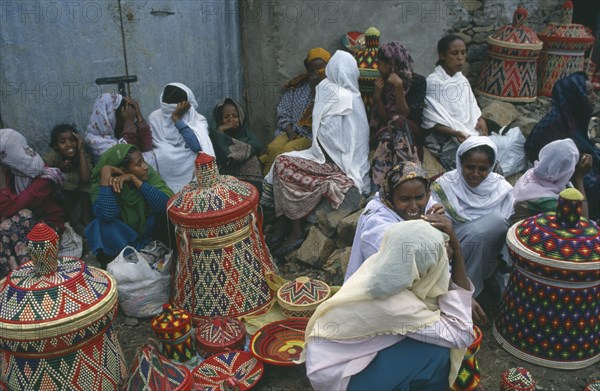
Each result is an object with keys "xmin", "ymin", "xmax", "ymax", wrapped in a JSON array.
[
  {"xmin": 0, "ymin": 223, "xmax": 127, "ymax": 390},
  {"xmin": 585, "ymin": 381, "xmax": 600, "ymax": 391},
  {"xmin": 124, "ymin": 343, "xmax": 193, "ymax": 391},
  {"xmin": 192, "ymin": 350, "xmax": 264, "ymax": 391},
  {"xmin": 277, "ymin": 276, "xmax": 331, "ymax": 318},
  {"xmin": 499, "ymin": 367, "xmax": 536, "ymax": 391},
  {"xmin": 250, "ymin": 317, "xmax": 308, "ymax": 366},
  {"xmin": 195, "ymin": 316, "xmax": 247, "ymax": 358},
  {"xmin": 476, "ymin": 6, "xmax": 543, "ymax": 102},
  {"xmin": 167, "ymin": 153, "xmax": 276, "ymax": 319},
  {"xmin": 342, "ymin": 31, "xmax": 366, "ymax": 53},
  {"xmin": 151, "ymin": 304, "xmax": 197, "ymax": 364},
  {"xmin": 495, "ymin": 189, "xmax": 600, "ymax": 369},
  {"xmin": 537, "ymin": 0, "xmax": 595, "ymax": 96}
]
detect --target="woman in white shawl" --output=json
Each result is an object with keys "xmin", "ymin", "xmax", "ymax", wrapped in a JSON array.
[
  {"xmin": 148, "ymin": 83, "xmax": 215, "ymax": 193},
  {"xmin": 512, "ymin": 138, "xmax": 592, "ymax": 222},
  {"xmin": 263, "ymin": 50, "xmax": 371, "ymax": 255},
  {"xmin": 84, "ymin": 92, "xmax": 156, "ymax": 167},
  {"xmin": 422, "ymin": 35, "xmax": 488, "ymax": 170},
  {"xmin": 304, "ymin": 219, "xmax": 474, "ymax": 391},
  {"xmin": 431, "ymin": 136, "xmax": 513, "ymax": 313}
]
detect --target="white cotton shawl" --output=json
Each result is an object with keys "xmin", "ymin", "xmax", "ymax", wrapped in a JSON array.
[
  {"xmin": 513, "ymin": 139, "xmax": 579, "ymax": 202},
  {"xmin": 148, "ymin": 82, "xmax": 214, "ymax": 193},
  {"xmin": 304, "ymin": 220, "xmax": 466, "ymax": 387},
  {"xmin": 0, "ymin": 128, "xmax": 45, "ymax": 194},
  {"xmin": 433, "ymin": 136, "xmax": 514, "ymax": 222},
  {"xmin": 85, "ymin": 92, "xmax": 123, "ymax": 162},
  {"xmin": 422, "ymin": 65, "xmax": 481, "ymax": 136},
  {"xmin": 278, "ymin": 50, "xmax": 371, "ymax": 194}
]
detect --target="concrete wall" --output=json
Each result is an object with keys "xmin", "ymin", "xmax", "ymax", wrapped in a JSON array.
[
  {"xmin": 240, "ymin": 0, "xmax": 565, "ymax": 144},
  {"xmin": 0, "ymin": 0, "xmax": 244, "ymax": 153}
]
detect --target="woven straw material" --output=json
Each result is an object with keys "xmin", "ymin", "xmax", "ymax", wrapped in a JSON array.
[
  {"xmin": 151, "ymin": 305, "xmax": 196, "ymax": 363},
  {"xmin": 192, "ymin": 351, "xmax": 263, "ymax": 391},
  {"xmin": 451, "ymin": 326, "xmax": 483, "ymax": 391},
  {"xmin": 585, "ymin": 381, "xmax": 600, "ymax": 391},
  {"xmin": 195, "ymin": 316, "xmax": 246, "ymax": 358},
  {"xmin": 499, "ymin": 367, "xmax": 536, "ymax": 390},
  {"xmin": 277, "ymin": 277, "xmax": 331, "ymax": 318},
  {"xmin": 168, "ymin": 153, "xmax": 276, "ymax": 320},
  {"xmin": 250, "ymin": 318, "xmax": 308, "ymax": 366},
  {"xmin": 124, "ymin": 343, "xmax": 192, "ymax": 391}
]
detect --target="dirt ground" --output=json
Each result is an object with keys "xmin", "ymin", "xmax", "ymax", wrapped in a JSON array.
[{"xmin": 100, "ymin": 252, "xmax": 599, "ymax": 391}]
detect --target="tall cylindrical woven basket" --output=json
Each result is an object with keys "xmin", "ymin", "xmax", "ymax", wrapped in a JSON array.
[
  {"xmin": 476, "ymin": 7, "xmax": 543, "ymax": 102},
  {"xmin": 167, "ymin": 153, "xmax": 276, "ymax": 320},
  {"xmin": 494, "ymin": 189, "xmax": 600, "ymax": 369},
  {"xmin": 0, "ymin": 223, "xmax": 127, "ymax": 390}
]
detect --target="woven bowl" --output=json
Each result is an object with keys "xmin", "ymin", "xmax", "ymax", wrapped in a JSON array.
[
  {"xmin": 249, "ymin": 318, "xmax": 308, "ymax": 366},
  {"xmin": 277, "ymin": 276, "xmax": 330, "ymax": 318}
]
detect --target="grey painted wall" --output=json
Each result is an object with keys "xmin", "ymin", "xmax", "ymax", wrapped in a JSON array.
[{"xmin": 0, "ymin": 0, "xmax": 244, "ymax": 153}]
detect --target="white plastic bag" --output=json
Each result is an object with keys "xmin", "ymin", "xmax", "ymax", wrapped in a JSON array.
[
  {"xmin": 107, "ymin": 241, "xmax": 172, "ymax": 318},
  {"xmin": 58, "ymin": 222, "xmax": 83, "ymax": 258},
  {"xmin": 489, "ymin": 126, "xmax": 527, "ymax": 177}
]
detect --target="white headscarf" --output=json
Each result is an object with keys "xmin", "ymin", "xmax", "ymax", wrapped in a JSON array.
[
  {"xmin": 148, "ymin": 82, "xmax": 214, "ymax": 193},
  {"xmin": 433, "ymin": 136, "xmax": 514, "ymax": 222},
  {"xmin": 422, "ymin": 65, "xmax": 481, "ymax": 136},
  {"xmin": 84, "ymin": 92, "xmax": 123, "ymax": 162},
  {"xmin": 305, "ymin": 219, "xmax": 467, "ymax": 386},
  {"xmin": 513, "ymin": 139, "xmax": 579, "ymax": 203},
  {"xmin": 0, "ymin": 129, "xmax": 64, "ymax": 194},
  {"xmin": 279, "ymin": 50, "xmax": 371, "ymax": 194}
]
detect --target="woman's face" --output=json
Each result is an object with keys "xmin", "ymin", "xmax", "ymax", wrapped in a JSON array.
[
  {"xmin": 124, "ymin": 151, "xmax": 149, "ymax": 181},
  {"xmin": 461, "ymin": 151, "xmax": 492, "ymax": 188},
  {"xmin": 53, "ymin": 131, "xmax": 78, "ymax": 158},
  {"xmin": 440, "ymin": 39, "xmax": 466, "ymax": 76},
  {"xmin": 586, "ymin": 80, "xmax": 597, "ymax": 108},
  {"xmin": 221, "ymin": 103, "xmax": 240, "ymax": 129},
  {"xmin": 391, "ymin": 178, "xmax": 430, "ymax": 221},
  {"xmin": 378, "ymin": 58, "xmax": 392, "ymax": 80}
]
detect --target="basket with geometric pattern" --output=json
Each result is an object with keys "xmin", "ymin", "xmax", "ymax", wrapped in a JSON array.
[
  {"xmin": 151, "ymin": 304, "xmax": 197, "ymax": 363},
  {"xmin": 451, "ymin": 325, "xmax": 482, "ymax": 391},
  {"xmin": 494, "ymin": 189, "xmax": 600, "ymax": 369},
  {"xmin": 0, "ymin": 223, "xmax": 127, "ymax": 390},
  {"xmin": 499, "ymin": 367, "xmax": 536, "ymax": 391},
  {"xmin": 167, "ymin": 153, "xmax": 276, "ymax": 320},
  {"xmin": 277, "ymin": 276, "xmax": 331, "ymax": 318},
  {"xmin": 192, "ymin": 350, "xmax": 263, "ymax": 391},
  {"xmin": 195, "ymin": 316, "xmax": 247, "ymax": 358}
]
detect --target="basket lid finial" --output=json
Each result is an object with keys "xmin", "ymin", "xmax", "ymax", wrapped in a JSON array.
[
  {"xmin": 195, "ymin": 152, "xmax": 219, "ymax": 188},
  {"xmin": 26, "ymin": 223, "xmax": 59, "ymax": 275},
  {"xmin": 556, "ymin": 188, "xmax": 583, "ymax": 228}
]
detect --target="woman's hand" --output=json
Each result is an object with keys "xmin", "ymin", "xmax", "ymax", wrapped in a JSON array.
[
  {"xmin": 454, "ymin": 130, "xmax": 469, "ymax": 144},
  {"xmin": 421, "ymin": 213, "xmax": 456, "ymax": 239},
  {"xmin": 573, "ymin": 153, "xmax": 593, "ymax": 181},
  {"xmin": 284, "ymin": 123, "xmax": 296, "ymax": 140},
  {"xmin": 472, "ymin": 299, "xmax": 488, "ymax": 324},
  {"xmin": 109, "ymin": 173, "xmax": 143, "ymax": 193},
  {"xmin": 171, "ymin": 101, "xmax": 191, "ymax": 123},
  {"xmin": 426, "ymin": 203, "xmax": 445, "ymax": 215},
  {"xmin": 100, "ymin": 165, "xmax": 125, "ymax": 186},
  {"xmin": 475, "ymin": 117, "xmax": 488, "ymax": 136},
  {"xmin": 387, "ymin": 72, "xmax": 404, "ymax": 92},
  {"xmin": 125, "ymin": 97, "xmax": 143, "ymax": 122}
]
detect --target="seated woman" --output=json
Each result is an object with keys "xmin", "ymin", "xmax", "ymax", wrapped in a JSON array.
[
  {"xmin": 345, "ymin": 161, "xmax": 444, "ymax": 280},
  {"xmin": 149, "ymin": 82, "xmax": 215, "ymax": 193},
  {"xmin": 85, "ymin": 92, "xmax": 155, "ymax": 166},
  {"xmin": 512, "ymin": 138, "xmax": 592, "ymax": 223},
  {"xmin": 85, "ymin": 144, "xmax": 173, "ymax": 268},
  {"xmin": 305, "ymin": 220, "xmax": 474, "ymax": 391},
  {"xmin": 1, "ymin": 129, "xmax": 65, "ymax": 278},
  {"xmin": 525, "ymin": 71, "xmax": 599, "ymax": 220},
  {"xmin": 371, "ymin": 42, "xmax": 427, "ymax": 187},
  {"xmin": 422, "ymin": 35, "xmax": 488, "ymax": 170},
  {"xmin": 431, "ymin": 136, "xmax": 513, "ymax": 318},
  {"xmin": 262, "ymin": 51, "xmax": 371, "ymax": 255},
  {"xmin": 259, "ymin": 48, "xmax": 331, "ymax": 175},
  {"xmin": 209, "ymin": 98, "xmax": 263, "ymax": 191},
  {"xmin": 44, "ymin": 123, "xmax": 93, "ymax": 234}
]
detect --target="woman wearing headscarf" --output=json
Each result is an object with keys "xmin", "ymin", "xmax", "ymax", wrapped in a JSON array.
[
  {"xmin": 84, "ymin": 92, "xmax": 154, "ymax": 165},
  {"xmin": 432, "ymin": 136, "xmax": 513, "ymax": 304},
  {"xmin": 0, "ymin": 129, "xmax": 65, "ymax": 278},
  {"xmin": 85, "ymin": 144, "xmax": 173, "ymax": 268},
  {"xmin": 513, "ymin": 138, "xmax": 592, "ymax": 222},
  {"xmin": 345, "ymin": 161, "xmax": 444, "ymax": 280},
  {"xmin": 259, "ymin": 48, "xmax": 331, "ymax": 175},
  {"xmin": 209, "ymin": 98, "xmax": 263, "ymax": 191},
  {"xmin": 304, "ymin": 220, "xmax": 475, "ymax": 391},
  {"xmin": 262, "ymin": 51, "xmax": 371, "ymax": 256},
  {"xmin": 149, "ymin": 82, "xmax": 215, "ymax": 193},
  {"xmin": 525, "ymin": 71, "xmax": 599, "ymax": 220},
  {"xmin": 371, "ymin": 42, "xmax": 427, "ymax": 187}
]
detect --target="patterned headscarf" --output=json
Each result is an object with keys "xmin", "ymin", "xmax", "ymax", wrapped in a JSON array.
[
  {"xmin": 382, "ymin": 161, "xmax": 429, "ymax": 210},
  {"xmin": 304, "ymin": 48, "xmax": 332, "ymax": 69},
  {"xmin": 378, "ymin": 41, "xmax": 415, "ymax": 93}
]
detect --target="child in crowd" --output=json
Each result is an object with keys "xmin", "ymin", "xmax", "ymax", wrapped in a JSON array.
[{"xmin": 44, "ymin": 124, "xmax": 92, "ymax": 233}]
